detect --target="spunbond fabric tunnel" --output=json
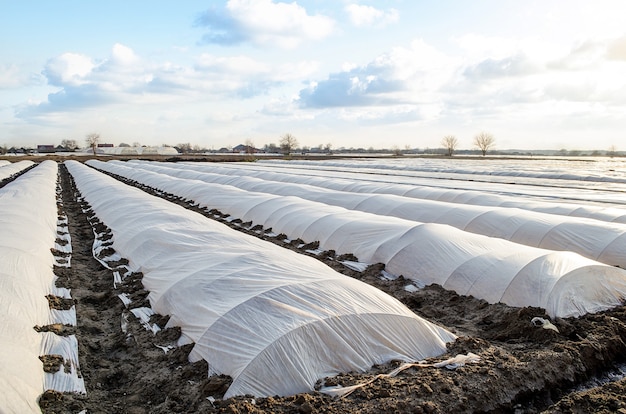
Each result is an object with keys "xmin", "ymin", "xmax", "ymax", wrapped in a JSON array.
[
  {"xmin": 88, "ymin": 160, "xmax": 626, "ymax": 319},
  {"xmin": 122, "ymin": 158, "xmax": 626, "ymax": 224},
  {"xmin": 115, "ymin": 160, "xmax": 626, "ymax": 268},
  {"xmin": 65, "ymin": 160, "xmax": 456, "ymax": 398},
  {"xmin": 224, "ymin": 158, "xmax": 626, "ymax": 219},
  {"xmin": 0, "ymin": 161, "xmax": 83, "ymax": 413},
  {"xmin": 0, "ymin": 159, "xmax": 34, "ymax": 181}
]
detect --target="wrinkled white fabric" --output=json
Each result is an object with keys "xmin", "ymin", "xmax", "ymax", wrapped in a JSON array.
[
  {"xmin": 114, "ymin": 160, "xmax": 626, "ymax": 268},
  {"xmin": 152, "ymin": 158, "xmax": 626, "ymax": 222},
  {"xmin": 66, "ymin": 160, "xmax": 455, "ymax": 398},
  {"xmin": 86, "ymin": 160, "xmax": 626, "ymax": 319},
  {"xmin": 0, "ymin": 160, "xmax": 34, "ymax": 181},
  {"xmin": 0, "ymin": 161, "xmax": 84, "ymax": 413}
]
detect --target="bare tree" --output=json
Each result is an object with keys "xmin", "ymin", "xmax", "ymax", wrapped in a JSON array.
[
  {"xmin": 264, "ymin": 143, "xmax": 279, "ymax": 153},
  {"xmin": 85, "ymin": 133, "xmax": 100, "ymax": 155},
  {"xmin": 441, "ymin": 135, "xmax": 458, "ymax": 156},
  {"xmin": 177, "ymin": 143, "xmax": 192, "ymax": 153},
  {"xmin": 279, "ymin": 133, "xmax": 298, "ymax": 156},
  {"xmin": 473, "ymin": 132, "xmax": 495, "ymax": 156},
  {"xmin": 608, "ymin": 145, "xmax": 618, "ymax": 158},
  {"xmin": 61, "ymin": 139, "xmax": 78, "ymax": 150},
  {"xmin": 244, "ymin": 139, "xmax": 255, "ymax": 155}
]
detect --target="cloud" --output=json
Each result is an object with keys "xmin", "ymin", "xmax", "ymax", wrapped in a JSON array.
[
  {"xmin": 19, "ymin": 45, "xmax": 178, "ymax": 119},
  {"xmin": 445, "ymin": 33, "xmax": 626, "ymax": 116},
  {"xmin": 195, "ymin": 5, "xmax": 246, "ymax": 45},
  {"xmin": 0, "ymin": 64, "xmax": 43, "ymax": 89},
  {"xmin": 298, "ymin": 39, "xmax": 454, "ymax": 110},
  {"xmin": 463, "ymin": 54, "xmax": 540, "ymax": 80},
  {"xmin": 191, "ymin": 53, "xmax": 318, "ymax": 98},
  {"xmin": 15, "ymin": 84, "xmax": 117, "ymax": 121},
  {"xmin": 259, "ymin": 97, "xmax": 301, "ymax": 116},
  {"xmin": 331, "ymin": 106, "xmax": 425, "ymax": 125},
  {"xmin": 196, "ymin": 54, "xmax": 271, "ymax": 74},
  {"xmin": 454, "ymin": 34, "xmax": 523, "ymax": 60},
  {"xmin": 607, "ymin": 35, "xmax": 626, "ymax": 61},
  {"xmin": 196, "ymin": 0, "xmax": 334, "ymax": 48},
  {"xmin": 345, "ymin": 4, "xmax": 399, "ymax": 27},
  {"xmin": 543, "ymin": 82, "xmax": 598, "ymax": 102},
  {"xmin": 109, "ymin": 43, "xmax": 140, "ymax": 66},
  {"xmin": 42, "ymin": 44, "xmax": 143, "ymax": 93},
  {"xmin": 296, "ymin": 32, "xmax": 626, "ymax": 133},
  {"xmin": 194, "ymin": 54, "xmax": 276, "ymax": 97},
  {"xmin": 548, "ymin": 40, "xmax": 606, "ymax": 70},
  {"xmin": 298, "ymin": 74, "xmax": 404, "ymax": 108},
  {"xmin": 17, "ymin": 51, "xmax": 118, "ymax": 119},
  {"xmin": 43, "ymin": 52, "xmax": 96, "ymax": 87},
  {"xmin": 17, "ymin": 43, "xmax": 317, "ymax": 121}
]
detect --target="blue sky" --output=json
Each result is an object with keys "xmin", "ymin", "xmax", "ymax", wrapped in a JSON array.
[{"xmin": 2, "ymin": 0, "xmax": 626, "ymax": 151}]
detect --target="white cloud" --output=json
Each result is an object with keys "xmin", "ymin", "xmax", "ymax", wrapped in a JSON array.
[
  {"xmin": 548, "ymin": 40, "xmax": 606, "ymax": 71},
  {"xmin": 331, "ymin": 105, "xmax": 425, "ymax": 124},
  {"xmin": 259, "ymin": 96, "xmax": 300, "ymax": 116},
  {"xmin": 383, "ymin": 39, "xmax": 456, "ymax": 83},
  {"xmin": 345, "ymin": 4, "xmax": 398, "ymax": 27},
  {"xmin": 0, "ymin": 64, "xmax": 43, "ymax": 89},
  {"xmin": 463, "ymin": 54, "xmax": 541, "ymax": 80},
  {"xmin": 295, "ymin": 29, "xmax": 626, "ymax": 144},
  {"xmin": 454, "ymin": 34, "xmax": 522, "ymax": 61},
  {"xmin": 18, "ymin": 42, "xmax": 319, "ymax": 121},
  {"xmin": 43, "ymin": 52, "xmax": 95, "ymax": 87},
  {"xmin": 607, "ymin": 36, "xmax": 626, "ymax": 61},
  {"xmin": 196, "ymin": 54, "xmax": 277, "ymax": 78},
  {"xmin": 197, "ymin": 0, "xmax": 335, "ymax": 48},
  {"xmin": 110, "ymin": 43, "xmax": 140, "ymax": 66},
  {"xmin": 193, "ymin": 53, "xmax": 318, "ymax": 97},
  {"xmin": 450, "ymin": 32, "xmax": 626, "ymax": 109},
  {"xmin": 341, "ymin": 62, "xmax": 358, "ymax": 72},
  {"xmin": 298, "ymin": 39, "xmax": 456, "ymax": 111},
  {"xmin": 21, "ymin": 45, "xmax": 190, "ymax": 118}
]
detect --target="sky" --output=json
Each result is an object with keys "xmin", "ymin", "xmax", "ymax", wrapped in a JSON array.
[{"xmin": 1, "ymin": 0, "xmax": 626, "ymax": 151}]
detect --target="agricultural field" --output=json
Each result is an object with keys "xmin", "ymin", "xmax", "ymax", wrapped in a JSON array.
[{"xmin": 2, "ymin": 156, "xmax": 626, "ymax": 413}]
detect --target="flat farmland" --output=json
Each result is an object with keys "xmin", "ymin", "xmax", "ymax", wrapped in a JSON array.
[{"xmin": 2, "ymin": 156, "xmax": 626, "ymax": 413}]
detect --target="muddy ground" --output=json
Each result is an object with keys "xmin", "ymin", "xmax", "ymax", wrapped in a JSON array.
[{"xmin": 31, "ymin": 161, "xmax": 626, "ymax": 413}]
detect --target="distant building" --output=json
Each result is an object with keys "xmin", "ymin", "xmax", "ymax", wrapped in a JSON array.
[
  {"xmin": 232, "ymin": 144, "xmax": 257, "ymax": 153},
  {"xmin": 86, "ymin": 145, "xmax": 179, "ymax": 155},
  {"xmin": 37, "ymin": 145, "xmax": 56, "ymax": 153}
]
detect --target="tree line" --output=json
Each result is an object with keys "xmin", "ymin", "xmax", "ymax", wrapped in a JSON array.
[
  {"xmin": 178, "ymin": 132, "xmax": 497, "ymax": 157},
  {"xmin": 0, "ymin": 131, "xmax": 619, "ymax": 158}
]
